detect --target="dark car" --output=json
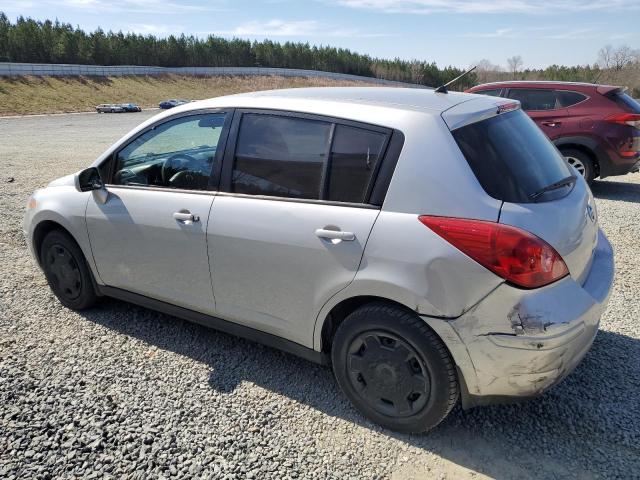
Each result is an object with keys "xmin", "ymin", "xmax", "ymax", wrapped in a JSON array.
[
  {"xmin": 120, "ymin": 103, "xmax": 141, "ymax": 112},
  {"xmin": 159, "ymin": 99, "xmax": 188, "ymax": 109},
  {"xmin": 466, "ymin": 81, "xmax": 640, "ymax": 183}
]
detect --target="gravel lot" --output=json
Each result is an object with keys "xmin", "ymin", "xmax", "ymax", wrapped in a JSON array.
[{"xmin": 1, "ymin": 111, "xmax": 639, "ymax": 479}]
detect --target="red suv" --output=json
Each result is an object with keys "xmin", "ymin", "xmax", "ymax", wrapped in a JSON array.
[{"xmin": 466, "ymin": 81, "xmax": 640, "ymax": 183}]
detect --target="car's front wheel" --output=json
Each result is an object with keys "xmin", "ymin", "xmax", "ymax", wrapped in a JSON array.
[
  {"xmin": 40, "ymin": 230, "xmax": 98, "ymax": 310},
  {"xmin": 331, "ymin": 302, "xmax": 459, "ymax": 433}
]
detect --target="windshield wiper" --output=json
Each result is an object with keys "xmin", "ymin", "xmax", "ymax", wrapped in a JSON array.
[{"xmin": 529, "ymin": 175, "xmax": 576, "ymax": 201}]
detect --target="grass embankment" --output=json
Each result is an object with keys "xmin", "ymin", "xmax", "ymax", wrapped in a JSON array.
[{"xmin": 0, "ymin": 74, "xmax": 373, "ymax": 116}]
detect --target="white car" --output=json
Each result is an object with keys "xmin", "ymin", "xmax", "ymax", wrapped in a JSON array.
[
  {"xmin": 24, "ymin": 88, "xmax": 614, "ymax": 432},
  {"xmin": 95, "ymin": 104, "xmax": 125, "ymax": 113}
]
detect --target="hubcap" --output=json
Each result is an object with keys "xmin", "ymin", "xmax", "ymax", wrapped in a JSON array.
[
  {"xmin": 46, "ymin": 244, "xmax": 82, "ymax": 300},
  {"xmin": 566, "ymin": 156, "xmax": 586, "ymax": 177},
  {"xmin": 346, "ymin": 331, "xmax": 431, "ymax": 417}
]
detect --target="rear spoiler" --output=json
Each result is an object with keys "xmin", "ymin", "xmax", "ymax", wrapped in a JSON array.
[
  {"xmin": 442, "ymin": 97, "xmax": 520, "ymax": 131},
  {"xmin": 596, "ymin": 85, "xmax": 625, "ymax": 96}
]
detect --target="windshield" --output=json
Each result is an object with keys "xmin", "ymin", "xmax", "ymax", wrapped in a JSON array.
[{"xmin": 452, "ymin": 109, "xmax": 573, "ymax": 203}]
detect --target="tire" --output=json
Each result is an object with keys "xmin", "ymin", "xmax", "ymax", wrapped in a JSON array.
[
  {"xmin": 331, "ymin": 302, "xmax": 459, "ymax": 433},
  {"xmin": 562, "ymin": 148, "xmax": 595, "ymax": 184},
  {"xmin": 40, "ymin": 230, "xmax": 98, "ymax": 310}
]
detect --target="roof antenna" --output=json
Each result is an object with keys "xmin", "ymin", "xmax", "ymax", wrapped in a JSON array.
[{"xmin": 435, "ymin": 65, "xmax": 477, "ymax": 94}]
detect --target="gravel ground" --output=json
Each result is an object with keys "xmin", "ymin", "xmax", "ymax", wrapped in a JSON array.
[{"xmin": 1, "ymin": 112, "xmax": 639, "ymax": 479}]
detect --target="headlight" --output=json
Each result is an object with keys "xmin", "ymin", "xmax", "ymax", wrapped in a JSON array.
[{"xmin": 26, "ymin": 194, "xmax": 37, "ymax": 210}]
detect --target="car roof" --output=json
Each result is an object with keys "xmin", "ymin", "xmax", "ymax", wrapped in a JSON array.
[
  {"xmin": 181, "ymin": 87, "xmax": 484, "ymax": 115},
  {"xmin": 470, "ymin": 80, "xmax": 620, "ymax": 91}
]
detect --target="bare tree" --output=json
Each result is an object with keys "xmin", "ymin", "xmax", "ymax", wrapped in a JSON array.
[
  {"xmin": 473, "ymin": 59, "xmax": 502, "ymax": 83},
  {"xmin": 598, "ymin": 45, "xmax": 636, "ymax": 71},
  {"xmin": 507, "ymin": 55, "xmax": 523, "ymax": 79},
  {"xmin": 597, "ymin": 45, "xmax": 639, "ymax": 83}
]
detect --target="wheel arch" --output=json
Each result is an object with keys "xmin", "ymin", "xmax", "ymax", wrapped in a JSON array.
[
  {"xmin": 554, "ymin": 137, "xmax": 600, "ymax": 176},
  {"xmin": 32, "ymin": 220, "xmax": 78, "ymax": 266},
  {"xmin": 319, "ymin": 295, "xmax": 416, "ymax": 354}
]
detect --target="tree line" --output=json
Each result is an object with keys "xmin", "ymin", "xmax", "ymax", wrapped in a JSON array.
[
  {"xmin": 0, "ymin": 13, "xmax": 477, "ymax": 88},
  {"xmin": 1, "ymin": 13, "xmax": 638, "ymax": 95}
]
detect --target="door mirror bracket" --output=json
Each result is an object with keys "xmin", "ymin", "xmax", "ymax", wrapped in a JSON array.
[{"xmin": 75, "ymin": 167, "xmax": 108, "ymax": 203}]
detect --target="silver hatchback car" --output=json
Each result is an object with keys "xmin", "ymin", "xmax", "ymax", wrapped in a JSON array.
[{"xmin": 24, "ymin": 88, "xmax": 614, "ymax": 432}]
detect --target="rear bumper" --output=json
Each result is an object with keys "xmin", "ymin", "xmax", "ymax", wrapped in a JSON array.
[
  {"xmin": 598, "ymin": 149, "xmax": 640, "ymax": 177},
  {"xmin": 423, "ymin": 229, "xmax": 614, "ymax": 408}
]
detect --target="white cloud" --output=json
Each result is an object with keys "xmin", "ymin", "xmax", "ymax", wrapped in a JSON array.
[
  {"xmin": 464, "ymin": 26, "xmax": 601, "ymax": 40},
  {"xmin": 214, "ymin": 19, "xmax": 395, "ymax": 38},
  {"xmin": 18, "ymin": 0, "xmax": 226, "ymax": 15},
  {"xmin": 127, "ymin": 23, "xmax": 185, "ymax": 36},
  {"xmin": 334, "ymin": 0, "xmax": 640, "ymax": 14},
  {"xmin": 462, "ymin": 28, "xmax": 517, "ymax": 38}
]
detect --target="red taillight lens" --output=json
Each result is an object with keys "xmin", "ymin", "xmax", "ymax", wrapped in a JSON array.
[
  {"xmin": 418, "ymin": 216, "xmax": 569, "ymax": 289},
  {"xmin": 605, "ymin": 113, "xmax": 640, "ymax": 129}
]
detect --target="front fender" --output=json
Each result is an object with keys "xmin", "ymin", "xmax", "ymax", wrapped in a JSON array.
[{"xmin": 25, "ymin": 187, "xmax": 102, "ymax": 284}]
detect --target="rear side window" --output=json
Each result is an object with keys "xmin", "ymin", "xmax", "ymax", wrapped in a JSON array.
[
  {"xmin": 453, "ymin": 109, "xmax": 573, "ymax": 203},
  {"xmin": 475, "ymin": 89, "xmax": 502, "ymax": 97},
  {"xmin": 507, "ymin": 89, "xmax": 557, "ymax": 111},
  {"xmin": 232, "ymin": 114, "xmax": 331, "ymax": 199},
  {"xmin": 609, "ymin": 92, "xmax": 640, "ymax": 113},
  {"xmin": 328, "ymin": 125, "xmax": 387, "ymax": 203},
  {"xmin": 231, "ymin": 113, "xmax": 389, "ymax": 203},
  {"xmin": 556, "ymin": 90, "xmax": 588, "ymax": 108}
]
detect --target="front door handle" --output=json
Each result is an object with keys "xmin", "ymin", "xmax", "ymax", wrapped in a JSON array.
[
  {"xmin": 173, "ymin": 211, "xmax": 200, "ymax": 223},
  {"xmin": 541, "ymin": 121, "xmax": 561, "ymax": 127},
  {"xmin": 315, "ymin": 228, "xmax": 355, "ymax": 241}
]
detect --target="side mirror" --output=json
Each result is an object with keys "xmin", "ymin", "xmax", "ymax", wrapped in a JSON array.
[{"xmin": 76, "ymin": 167, "xmax": 104, "ymax": 192}]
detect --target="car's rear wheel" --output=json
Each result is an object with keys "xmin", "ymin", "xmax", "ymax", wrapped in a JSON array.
[
  {"xmin": 40, "ymin": 230, "xmax": 98, "ymax": 310},
  {"xmin": 331, "ymin": 302, "xmax": 458, "ymax": 433},
  {"xmin": 563, "ymin": 148, "xmax": 595, "ymax": 184}
]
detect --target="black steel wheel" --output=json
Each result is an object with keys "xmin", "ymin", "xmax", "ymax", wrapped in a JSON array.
[
  {"xmin": 40, "ymin": 230, "xmax": 98, "ymax": 310},
  {"xmin": 347, "ymin": 330, "xmax": 431, "ymax": 417},
  {"xmin": 332, "ymin": 303, "xmax": 458, "ymax": 433},
  {"xmin": 45, "ymin": 243, "xmax": 83, "ymax": 300}
]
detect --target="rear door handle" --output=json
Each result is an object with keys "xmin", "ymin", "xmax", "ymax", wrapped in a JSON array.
[
  {"xmin": 542, "ymin": 121, "xmax": 561, "ymax": 127},
  {"xmin": 315, "ymin": 229, "xmax": 355, "ymax": 241},
  {"xmin": 173, "ymin": 211, "xmax": 200, "ymax": 223}
]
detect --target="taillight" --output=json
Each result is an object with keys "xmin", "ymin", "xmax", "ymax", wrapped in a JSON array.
[
  {"xmin": 606, "ymin": 113, "xmax": 640, "ymax": 129},
  {"xmin": 418, "ymin": 216, "xmax": 569, "ymax": 289}
]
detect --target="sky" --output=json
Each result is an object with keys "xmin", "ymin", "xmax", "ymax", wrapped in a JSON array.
[{"xmin": 2, "ymin": 0, "xmax": 639, "ymax": 69}]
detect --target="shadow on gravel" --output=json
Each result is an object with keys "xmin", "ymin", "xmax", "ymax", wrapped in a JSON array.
[
  {"xmin": 79, "ymin": 299, "xmax": 640, "ymax": 478},
  {"xmin": 591, "ymin": 178, "xmax": 640, "ymax": 203}
]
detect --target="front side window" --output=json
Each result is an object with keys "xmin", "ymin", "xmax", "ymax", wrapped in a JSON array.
[
  {"xmin": 113, "ymin": 113, "xmax": 226, "ymax": 190},
  {"xmin": 507, "ymin": 89, "xmax": 557, "ymax": 111},
  {"xmin": 328, "ymin": 125, "xmax": 387, "ymax": 203},
  {"xmin": 232, "ymin": 114, "xmax": 331, "ymax": 199}
]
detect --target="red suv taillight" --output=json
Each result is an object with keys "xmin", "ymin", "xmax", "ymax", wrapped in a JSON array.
[
  {"xmin": 606, "ymin": 113, "xmax": 640, "ymax": 129},
  {"xmin": 418, "ymin": 216, "xmax": 569, "ymax": 289}
]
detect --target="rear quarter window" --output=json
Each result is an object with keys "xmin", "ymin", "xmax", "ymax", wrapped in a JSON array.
[
  {"xmin": 452, "ymin": 109, "xmax": 573, "ymax": 203},
  {"xmin": 556, "ymin": 90, "xmax": 588, "ymax": 108}
]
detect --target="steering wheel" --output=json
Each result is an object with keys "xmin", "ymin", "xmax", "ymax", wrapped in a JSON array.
[{"xmin": 162, "ymin": 153, "xmax": 197, "ymax": 186}]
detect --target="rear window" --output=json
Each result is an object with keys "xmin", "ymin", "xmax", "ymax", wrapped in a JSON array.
[
  {"xmin": 452, "ymin": 109, "xmax": 573, "ymax": 203},
  {"xmin": 609, "ymin": 92, "xmax": 640, "ymax": 113}
]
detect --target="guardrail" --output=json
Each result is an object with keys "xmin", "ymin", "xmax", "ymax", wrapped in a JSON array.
[{"xmin": 0, "ymin": 62, "xmax": 424, "ymax": 88}]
